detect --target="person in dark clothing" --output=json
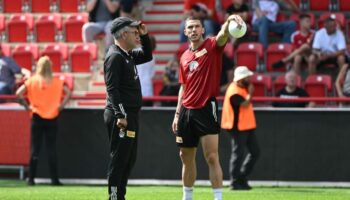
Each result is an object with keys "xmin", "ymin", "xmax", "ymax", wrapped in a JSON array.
[
  {"xmin": 103, "ymin": 17, "xmax": 152, "ymax": 200},
  {"xmin": 273, "ymin": 70, "xmax": 315, "ymax": 107},
  {"xmin": 221, "ymin": 66, "xmax": 260, "ymax": 190},
  {"xmin": 160, "ymin": 59, "xmax": 180, "ymax": 106},
  {"xmin": 225, "ymin": 0, "xmax": 249, "ymax": 22}
]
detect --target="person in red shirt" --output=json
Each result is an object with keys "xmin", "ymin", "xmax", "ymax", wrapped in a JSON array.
[
  {"xmin": 172, "ymin": 14, "xmax": 244, "ymax": 200},
  {"xmin": 272, "ymin": 14, "xmax": 314, "ymax": 74}
]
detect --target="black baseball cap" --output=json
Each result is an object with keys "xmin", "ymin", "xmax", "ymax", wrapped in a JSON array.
[{"xmin": 110, "ymin": 17, "xmax": 141, "ymax": 34}]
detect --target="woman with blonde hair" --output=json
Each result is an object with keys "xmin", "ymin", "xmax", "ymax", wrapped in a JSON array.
[{"xmin": 16, "ymin": 56, "xmax": 71, "ymax": 186}]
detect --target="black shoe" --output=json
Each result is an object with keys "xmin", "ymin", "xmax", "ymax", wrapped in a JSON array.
[
  {"xmin": 230, "ymin": 179, "xmax": 252, "ymax": 190},
  {"xmin": 241, "ymin": 180, "xmax": 252, "ymax": 190},
  {"xmin": 51, "ymin": 180, "xmax": 63, "ymax": 186},
  {"xmin": 27, "ymin": 179, "xmax": 35, "ymax": 186},
  {"xmin": 272, "ymin": 60, "xmax": 285, "ymax": 69}
]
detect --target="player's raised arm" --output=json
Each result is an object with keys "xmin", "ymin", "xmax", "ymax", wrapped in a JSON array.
[{"xmin": 216, "ymin": 14, "xmax": 244, "ymax": 47}]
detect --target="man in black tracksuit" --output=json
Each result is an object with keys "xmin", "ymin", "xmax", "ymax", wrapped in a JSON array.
[{"xmin": 103, "ymin": 17, "xmax": 152, "ymax": 200}]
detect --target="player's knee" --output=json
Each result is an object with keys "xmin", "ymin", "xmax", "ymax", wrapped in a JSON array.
[
  {"xmin": 204, "ymin": 152, "xmax": 219, "ymax": 165},
  {"xmin": 179, "ymin": 151, "xmax": 193, "ymax": 164}
]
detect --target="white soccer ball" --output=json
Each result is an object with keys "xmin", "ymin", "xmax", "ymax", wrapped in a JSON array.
[{"xmin": 228, "ymin": 20, "xmax": 247, "ymax": 38}]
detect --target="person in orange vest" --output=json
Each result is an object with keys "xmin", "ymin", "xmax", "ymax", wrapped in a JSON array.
[
  {"xmin": 16, "ymin": 56, "xmax": 71, "ymax": 186},
  {"xmin": 221, "ymin": 66, "xmax": 260, "ymax": 190}
]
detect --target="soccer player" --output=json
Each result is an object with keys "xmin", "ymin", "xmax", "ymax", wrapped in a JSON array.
[{"xmin": 172, "ymin": 14, "xmax": 244, "ymax": 200}]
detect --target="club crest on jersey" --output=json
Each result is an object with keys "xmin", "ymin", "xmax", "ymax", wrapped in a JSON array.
[{"xmin": 188, "ymin": 61, "xmax": 199, "ymax": 72}]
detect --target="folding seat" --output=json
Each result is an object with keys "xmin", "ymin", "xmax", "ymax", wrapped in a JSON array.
[
  {"xmin": 224, "ymin": 43, "xmax": 235, "ymax": 61},
  {"xmin": 304, "ymin": 75, "xmax": 332, "ymax": 97},
  {"xmin": 64, "ymin": 13, "xmax": 88, "ymax": 42},
  {"xmin": 235, "ymin": 42, "xmax": 263, "ymax": 72},
  {"xmin": 31, "ymin": 0, "xmax": 51, "ymax": 12},
  {"xmin": 338, "ymin": 0, "xmax": 350, "ymax": 11},
  {"xmin": 69, "ymin": 43, "xmax": 97, "ymax": 72},
  {"xmin": 0, "ymin": 43, "xmax": 11, "ymax": 56},
  {"xmin": 308, "ymin": 0, "xmax": 331, "ymax": 11},
  {"xmin": 35, "ymin": 14, "xmax": 62, "ymax": 42},
  {"xmin": 53, "ymin": 73, "xmax": 74, "ymax": 91},
  {"xmin": 251, "ymin": 74, "xmax": 272, "ymax": 97},
  {"xmin": 11, "ymin": 43, "xmax": 39, "ymax": 71},
  {"xmin": 289, "ymin": 12, "xmax": 316, "ymax": 29},
  {"xmin": 41, "ymin": 43, "xmax": 68, "ymax": 72},
  {"xmin": 0, "ymin": 14, "xmax": 5, "ymax": 41},
  {"xmin": 266, "ymin": 43, "xmax": 293, "ymax": 72},
  {"xmin": 6, "ymin": 14, "xmax": 34, "ymax": 42},
  {"xmin": 318, "ymin": 12, "xmax": 345, "ymax": 30},
  {"xmin": 2, "ymin": 0, "xmax": 24, "ymax": 13},
  {"xmin": 59, "ymin": 0, "xmax": 80, "ymax": 12},
  {"xmin": 273, "ymin": 74, "xmax": 302, "ymax": 94}
]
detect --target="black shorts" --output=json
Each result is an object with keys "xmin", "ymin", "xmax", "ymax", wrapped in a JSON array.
[{"xmin": 176, "ymin": 97, "xmax": 220, "ymax": 148}]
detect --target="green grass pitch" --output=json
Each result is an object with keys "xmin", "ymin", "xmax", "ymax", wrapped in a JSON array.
[{"xmin": 1, "ymin": 180, "xmax": 350, "ymax": 200}]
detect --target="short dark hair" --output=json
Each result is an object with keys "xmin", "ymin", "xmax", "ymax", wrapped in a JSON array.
[
  {"xmin": 299, "ymin": 13, "xmax": 311, "ymax": 20},
  {"xmin": 184, "ymin": 16, "xmax": 204, "ymax": 28}
]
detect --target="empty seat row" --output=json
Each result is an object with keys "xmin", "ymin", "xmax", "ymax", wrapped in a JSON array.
[
  {"xmin": 0, "ymin": 43, "xmax": 98, "ymax": 73},
  {"xmin": 1, "ymin": 0, "xmax": 86, "ymax": 13},
  {"xmin": 0, "ymin": 13, "xmax": 88, "ymax": 42}
]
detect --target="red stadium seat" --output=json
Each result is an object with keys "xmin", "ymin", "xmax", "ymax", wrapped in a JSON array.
[
  {"xmin": 338, "ymin": 0, "xmax": 350, "ymax": 11},
  {"xmin": 31, "ymin": 0, "xmax": 51, "ymax": 12},
  {"xmin": 266, "ymin": 43, "xmax": 293, "ymax": 72},
  {"xmin": 41, "ymin": 43, "xmax": 68, "ymax": 72},
  {"xmin": 308, "ymin": 0, "xmax": 331, "ymax": 11},
  {"xmin": 54, "ymin": 73, "xmax": 74, "ymax": 91},
  {"xmin": 0, "ymin": 43, "xmax": 11, "ymax": 56},
  {"xmin": 289, "ymin": 13, "xmax": 316, "ymax": 29},
  {"xmin": 153, "ymin": 79, "xmax": 164, "ymax": 96},
  {"xmin": 235, "ymin": 42, "xmax": 263, "ymax": 72},
  {"xmin": 318, "ymin": 12, "xmax": 345, "ymax": 29},
  {"xmin": 304, "ymin": 75, "xmax": 332, "ymax": 97},
  {"xmin": 35, "ymin": 14, "xmax": 62, "ymax": 42},
  {"xmin": 59, "ymin": 0, "xmax": 80, "ymax": 12},
  {"xmin": 12, "ymin": 43, "xmax": 39, "ymax": 71},
  {"xmin": 251, "ymin": 74, "xmax": 272, "ymax": 97},
  {"xmin": 2, "ymin": 0, "xmax": 24, "ymax": 13},
  {"xmin": 0, "ymin": 14, "xmax": 5, "ymax": 36},
  {"xmin": 224, "ymin": 43, "xmax": 234, "ymax": 60},
  {"xmin": 6, "ymin": 14, "xmax": 34, "ymax": 42},
  {"xmin": 70, "ymin": 43, "xmax": 97, "ymax": 72},
  {"xmin": 273, "ymin": 74, "xmax": 302, "ymax": 94},
  {"xmin": 64, "ymin": 13, "xmax": 88, "ymax": 42}
]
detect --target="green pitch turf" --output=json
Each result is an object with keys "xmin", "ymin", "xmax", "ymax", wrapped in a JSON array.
[{"xmin": 1, "ymin": 180, "xmax": 350, "ymax": 200}]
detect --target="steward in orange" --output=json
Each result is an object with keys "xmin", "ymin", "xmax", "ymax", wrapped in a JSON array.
[{"xmin": 221, "ymin": 66, "xmax": 260, "ymax": 190}]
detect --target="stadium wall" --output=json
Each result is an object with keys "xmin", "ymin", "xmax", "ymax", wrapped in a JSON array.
[{"xmin": 2, "ymin": 108, "xmax": 350, "ymax": 182}]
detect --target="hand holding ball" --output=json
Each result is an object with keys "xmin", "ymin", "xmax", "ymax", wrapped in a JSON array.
[{"xmin": 228, "ymin": 20, "xmax": 247, "ymax": 38}]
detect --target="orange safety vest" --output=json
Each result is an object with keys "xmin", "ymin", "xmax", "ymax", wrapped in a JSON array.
[{"xmin": 221, "ymin": 82, "xmax": 256, "ymax": 131}]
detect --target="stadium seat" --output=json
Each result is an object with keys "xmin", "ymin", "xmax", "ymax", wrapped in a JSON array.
[
  {"xmin": 6, "ymin": 14, "xmax": 34, "ymax": 42},
  {"xmin": 235, "ymin": 42, "xmax": 263, "ymax": 72},
  {"xmin": 11, "ymin": 43, "xmax": 39, "ymax": 71},
  {"xmin": 31, "ymin": 0, "xmax": 51, "ymax": 12},
  {"xmin": 35, "ymin": 14, "xmax": 62, "ymax": 42},
  {"xmin": 273, "ymin": 74, "xmax": 302, "ymax": 94},
  {"xmin": 69, "ymin": 43, "xmax": 97, "ymax": 72},
  {"xmin": 308, "ymin": 0, "xmax": 331, "ymax": 11},
  {"xmin": 64, "ymin": 13, "xmax": 88, "ymax": 42},
  {"xmin": 251, "ymin": 74, "xmax": 272, "ymax": 97},
  {"xmin": 266, "ymin": 43, "xmax": 293, "ymax": 72},
  {"xmin": 0, "ymin": 43, "xmax": 11, "ymax": 56},
  {"xmin": 59, "ymin": 0, "xmax": 80, "ymax": 12},
  {"xmin": 54, "ymin": 73, "xmax": 74, "ymax": 91},
  {"xmin": 2, "ymin": 0, "xmax": 24, "ymax": 13},
  {"xmin": 289, "ymin": 13, "xmax": 316, "ymax": 29},
  {"xmin": 318, "ymin": 12, "xmax": 345, "ymax": 29},
  {"xmin": 0, "ymin": 14, "xmax": 5, "ymax": 41},
  {"xmin": 304, "ymin": 75, "xmax": 332, "ymax": 97},
  {"xmin": 338, "ymin": 0, "xmax": 350, "ymax": 11},
  {"xmin": 224, "ymin": 43, "xmax": 235, "ymax": 60},
  {"xmin": 152, "ymin": 79, "xmax": 164, "ymax": 96},
  {"xmin": 41, "ymin": 43, "xmax": 68, "ymax": 72}
]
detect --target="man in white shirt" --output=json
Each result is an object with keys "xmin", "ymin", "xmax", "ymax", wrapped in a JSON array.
[
  {"xmin": 309, "ymin": 16, "xmax": 347, "ymax": 75},
  {"xmin": 252, "ymin": 0, "xmax": 298, "ymax": 49}
]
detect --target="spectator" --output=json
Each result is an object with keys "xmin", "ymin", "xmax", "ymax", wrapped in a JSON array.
[
  {"xmin": 180, "ymin": 1, "xmax": 216, "ymax": 43},
  {"xmin": 225, "ymin": 0, "xmax": 249, "ymax": 22},
  {"xmin": 220, "ymin": 53, "xmax": 234, "ymax": 95},
  {"xmin": 119, "ymin": 0, "xmax": 139, "ymax": 18},
  {"xmin": 308, "ymin": 17, "xmax": 347, "ymax": 75},
  {"xmin": 82, "ymin": 0, "xmax": 119, "ymax": 49},
  {"xmin": 136, "ymin": 35, "xmax": 156, "ymax": 106},
  {"xmin": 335, "ymin": 63, "xmax": 350, "ymax": 98},
  {"xmin": 273, "ymin": 70, "xmax": 315, "ymax": 107},
  {"xmin": 16, "ymin": 56, "xmax": 71, "ymax": 186},
  {"xmin": 160, "ymin": 59, "xmax": 180, "ymax": 106},
  {"xmin": 272, "ymin": 13, "xmax": 314, "ymax": 74},
  {"xmin": 0, "ymin": 44, "xmax": 30, "ymax": 96},
  {"xmin": 252, "ymin": 0, "xmax": 298, "ymax": 49}
]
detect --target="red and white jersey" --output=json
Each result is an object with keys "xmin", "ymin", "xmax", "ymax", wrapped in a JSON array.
[
  {"xmin": 179, "ymin": 37, "xmax": 225, "ymax": 109},
  {"xmin": 291, "ymin": 30, "xmax": 315, "ymax": 49}
]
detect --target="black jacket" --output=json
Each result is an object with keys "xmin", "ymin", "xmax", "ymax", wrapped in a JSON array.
[{"xmin": 104, "ymin": 34, "xmax": 153, "ymax": 119}]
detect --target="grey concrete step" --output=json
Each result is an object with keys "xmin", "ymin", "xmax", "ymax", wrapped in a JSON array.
[
  {"xmin": 151, "ymin": 4, "xmax": 183, "ymax": 11},
  {"xmin": 147, "ymin": 22, "xmax": 180, "ymax": 31},
  {"xmin": 155, "ymin": 43, "xmax": 180, "ymax": 51},
  {"xmin": 143, "ymin": 13, "xmax": 183, "ymax": 21}
]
